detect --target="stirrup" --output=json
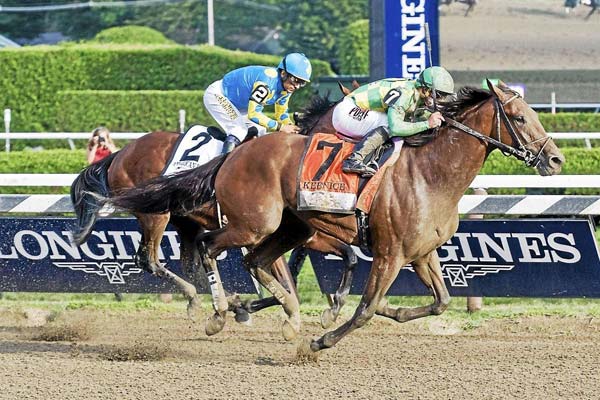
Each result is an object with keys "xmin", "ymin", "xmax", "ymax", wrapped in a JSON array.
[{"xmin": 342, "ymin": 160, "xmax": 377, "ymax": 177}]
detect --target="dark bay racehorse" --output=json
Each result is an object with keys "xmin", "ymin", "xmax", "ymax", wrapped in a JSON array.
[
  {"xmin": 107, "ymin": 81, "xmax": 564, "ymax": 350},
  {"xmin": 70, "ymin": 84, "xmax": 352, "ymax": 334}
]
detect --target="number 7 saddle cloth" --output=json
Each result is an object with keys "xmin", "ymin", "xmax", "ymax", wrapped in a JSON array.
[{"xmin": 297, "ymin": 132, "xmax": 403, "ymax": 214}]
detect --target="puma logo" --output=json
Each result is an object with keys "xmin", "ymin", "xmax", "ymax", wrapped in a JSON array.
[{"xmin": 348, "ymin": 106, "xmax": 370, "ymax": 121}]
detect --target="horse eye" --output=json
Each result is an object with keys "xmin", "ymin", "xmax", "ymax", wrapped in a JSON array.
[{"xmin": 513, "ymin": 115, "xmax": 526, "ymax": 124}]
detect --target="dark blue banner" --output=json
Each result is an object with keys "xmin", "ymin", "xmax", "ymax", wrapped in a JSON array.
[
  {"xmin": 0, "ymin": 217, "xmax": 257, "ymax": 294},
  {"xmin": 385, "ymin": 0, "xmax": 439, "ymax": 78},
  {"xmin": 310, "ymin": 219, "xmax": 600, "ymax": 298}
]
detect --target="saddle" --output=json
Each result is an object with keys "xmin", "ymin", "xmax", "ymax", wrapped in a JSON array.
[{"xmin": 297, "ymin": 132, "xmax": 402, "ymax": 250}]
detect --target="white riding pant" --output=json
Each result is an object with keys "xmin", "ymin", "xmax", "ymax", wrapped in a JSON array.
[
  {"xmin": 203, "ymin": 80, "xmax": 267, "ymax": 141},
  {"xmin": 332, "ymin": 97, "xmax": 388, "ymax": 140}
]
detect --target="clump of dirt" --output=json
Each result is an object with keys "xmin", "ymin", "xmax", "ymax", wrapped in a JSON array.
[
  {"xmin": 32, "ymin": 320, "xmax": 92, "ymax": 342},
  {"xmin": 99, "ymin": 341, "xmax": 170, "ymax": 362},
  {"xmin": 294, "ymin": 338, "xmax": 320, "ymax": 364}
]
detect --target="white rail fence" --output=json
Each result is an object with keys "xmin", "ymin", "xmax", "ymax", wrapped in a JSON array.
[
  {"xmin": 2, "ymin": 131, "xmax": 599, "ymax": 152},
  {"xmin": 2, "ymin": 108, "xmax": 187, "ymax": 151},
  {"xmin": 0, "ymin": 174, "xmax": 598, "ymax": 215}
]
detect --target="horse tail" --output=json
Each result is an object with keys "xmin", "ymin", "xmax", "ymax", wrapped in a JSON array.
[
  {"xmin": 110, "ymin": 154, "xmax": 228, "ymax": 215},
  {"xmin": 70, "ymin": 152, "xmax": 117, "ymax": 245}
]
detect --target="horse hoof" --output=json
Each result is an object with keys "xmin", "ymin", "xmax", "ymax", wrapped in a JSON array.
[
  {"xmin": 186, "ymin": 296, "xmax": 200, "ymax": 322},
  {"xmin": 320, "ymin": 308, "xmax": 336, "ymax": 329},
  {"xmin": 205, "ymin": 313, "xmax": 226, "ymax": 336},
  {"xmin": 234, "ymin": 307, "xmax": 252, "ymax": 326},
  {"xmin": 282, "ymin": 319, "xmax": 299, "ymax": 341},
  {"xmin": 309, "ymin": 339, "xmax": 322, "ymax": 353}
]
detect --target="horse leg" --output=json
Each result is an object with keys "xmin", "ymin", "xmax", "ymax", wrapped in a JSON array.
[
  {"xmin": 169, "ymin": 216, "xmax": 209, "ymax": 292},
  {"xmin": 241, "ymin": 245, "xmax": 308, "ymax": 315},
  {"xmin": 136, "ymin": 213, "xmax": 200, "ymax": 319},
  {"xmin": 310, "ymin": 252, "xmax": 406, "ymax": 352},
  {"xmin": 376, "ymin": 250, "xmax": 451, "ymax": 322},
  {"xmin": 304, "ymin": 234, "xmax": 358, "ymax": 329},
  {"xmin": 241, "ymin": 211, "xmax": 313, "ymax": 340},
  {"xmin": 240, "ymin": 255, "xmax": 297, "ymax": 316},
  {"xmin": 194, "ymin": 239, "xmax": 232, "ymax": 336}
]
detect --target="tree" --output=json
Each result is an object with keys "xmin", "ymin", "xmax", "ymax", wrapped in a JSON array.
[{"xmin": 278, "ymin": 0, "xmax": 368, "ymax": 64}]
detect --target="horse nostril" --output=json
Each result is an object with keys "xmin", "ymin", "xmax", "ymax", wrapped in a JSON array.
[{"xmin": 550, "ymin": 155, "xmax": 564, "ymax": 168}]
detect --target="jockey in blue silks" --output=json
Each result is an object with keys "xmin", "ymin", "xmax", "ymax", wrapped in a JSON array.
[{"xmin": 203, "ymin": 53, "xmax": 312, "ymax": 153}]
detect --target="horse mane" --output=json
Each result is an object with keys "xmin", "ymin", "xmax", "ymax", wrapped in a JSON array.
[
  {"xmin": 442, "ymin": 86, "xmax": 492, "ymax": 119},
  {"xmin": 404, "ymin": 86, "xmax": 492, "ymax": 147},
  {"xmin": 296, "ymin": 93, "xmax": 337, "ymax": 136}
]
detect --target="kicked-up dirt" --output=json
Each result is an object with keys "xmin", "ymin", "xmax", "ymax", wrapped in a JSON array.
[{"xmin": 1, "ymin": 307, "xmax": 599, "ymax": 400}]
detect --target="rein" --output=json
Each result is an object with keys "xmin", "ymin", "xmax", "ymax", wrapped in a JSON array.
[{"xmin": 442, "ymin": 95, "xmax": 550, "ymax": 167}]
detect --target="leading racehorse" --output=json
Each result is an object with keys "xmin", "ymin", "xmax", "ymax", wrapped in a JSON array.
[{"xmin": 107, "ymin": 81, "xmax": 564, "ymax": 350}]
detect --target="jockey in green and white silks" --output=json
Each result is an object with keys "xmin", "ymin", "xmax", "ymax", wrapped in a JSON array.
[
  {"xmin": 333, "ymin": 66, "xmax": 455, "ymax": 177},
  {"xmin": 203, "ymin": 53, "xmax": 312, "ymax": 153}
]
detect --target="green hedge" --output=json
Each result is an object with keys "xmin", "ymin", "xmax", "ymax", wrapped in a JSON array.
[
  {"xmin": 0, "ymin": 44, "xmax": 333, "ymax": 132},
  {"xmin": 57, "ymin": 90, "xmax": 211, "ymax": 132},
  {"xmin": 539, "ymin": 113, "xmax": 600, "ymax": 132},
  {"xmin": 0, "ymin": 146, "xmax": 597, "ymax": 195}
]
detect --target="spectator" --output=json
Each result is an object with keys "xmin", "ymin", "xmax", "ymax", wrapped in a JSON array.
[{"xmin": 87, "ymin": 126, "xmax": 118, "ymax": 164}]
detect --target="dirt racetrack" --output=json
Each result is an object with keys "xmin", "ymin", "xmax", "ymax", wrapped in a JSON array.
[
  {"xmin": 1, "ymin": 307, "xmax": 600, "ymax": 400},
  {"xmin": 440, "ymin": 0, "xmax": 600, "ymax": 71}
]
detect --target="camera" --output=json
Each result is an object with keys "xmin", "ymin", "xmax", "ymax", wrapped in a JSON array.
[{"xmin": 98, "ymin": 136, "xmax": 106, "ymax": 143}]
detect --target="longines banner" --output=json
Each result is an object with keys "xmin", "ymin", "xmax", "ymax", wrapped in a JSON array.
[
  {"xmin": 0, "ymin": 218, "xmax": 257, "ymax": 294},
  {"xmin": 384, "ymin": 0, "xmax": 439, "ymax": 78},
  {"xmin": 0, "ymin": 218, "xmax": 599, "ymax": 297},
  {"xmin": 311, "ymin": 219, "xmax": 600, "ymax": 298}
]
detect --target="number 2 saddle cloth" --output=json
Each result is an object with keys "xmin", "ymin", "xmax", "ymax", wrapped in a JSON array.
[
  {"xmin": 297, "ymin": 132, "xmax": 403, "ymax": 214},
  {"xmin": 161, "ymin": 125, "xmax": 226, "ymax": 176}
]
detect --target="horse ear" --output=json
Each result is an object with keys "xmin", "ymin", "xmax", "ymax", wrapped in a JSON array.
[
  {"xmin": 485, "ymin": 79, "xmax": 496, "ymax": 94},
  {"xmin": 485, "ymin": 78, "xmax": 502, "ymax": 99},
  {"xmin": 352, "ymin": 80, "xmax": 360, "ymax": 89},
  {"xmin": 338, "ymin": 81, "xmax": 352, "ymax": 96}
]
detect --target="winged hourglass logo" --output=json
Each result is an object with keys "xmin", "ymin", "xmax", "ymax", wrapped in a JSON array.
[{"xmin": 53, "ymin": 262, "xmax": 143, "ymax": 284}]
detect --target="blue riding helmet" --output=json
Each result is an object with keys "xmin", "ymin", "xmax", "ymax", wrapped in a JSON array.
[{"xmin": 278, "ymin": 53, "xmax": 312, "ymax": 83}]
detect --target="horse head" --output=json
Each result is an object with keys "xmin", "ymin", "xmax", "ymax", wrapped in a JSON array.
[{"xmin": 485, "ymin": 79, "xmax": 565, "ymax": 176}]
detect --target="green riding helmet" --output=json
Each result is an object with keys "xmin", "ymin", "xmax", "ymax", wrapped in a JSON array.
[{"xmin": 417, "ymin": 66, "xmax": 455, "ymax": 95}]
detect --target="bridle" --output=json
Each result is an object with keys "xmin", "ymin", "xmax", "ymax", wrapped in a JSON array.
[{"xmin": 442, "ymin": 90, "xmax": 551, "ymax": 167}]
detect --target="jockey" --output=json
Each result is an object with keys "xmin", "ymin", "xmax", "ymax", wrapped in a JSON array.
[
  {"xmin": 333, "ymin": 66, "xmax": 455, "ymax": 177},
  {"xmin": 203, "ymin": 52, "xmax": 312, "ymax": 154}
]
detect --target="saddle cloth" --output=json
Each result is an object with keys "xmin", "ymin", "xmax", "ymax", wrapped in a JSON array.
[
  {"xmin": 297, "ymin": 132, "xmax": 403, "ymax": 214},
  {"xmin": 162, "ymin": 125, "xmax": 224, "ymax": 176}
]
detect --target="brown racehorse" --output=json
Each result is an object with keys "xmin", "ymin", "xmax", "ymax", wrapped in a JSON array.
[
  {"xmin": 107, "ymin": 81, "xmax": 565, "ymax": 349},
  {"xmin": 70, "ymin": 84, "xmax": 354, "ymax": 335}
]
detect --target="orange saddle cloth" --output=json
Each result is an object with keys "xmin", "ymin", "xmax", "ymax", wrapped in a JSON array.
[{"xmin": 297, "ymin": 132, "xmax": 402, "ymax": 214}]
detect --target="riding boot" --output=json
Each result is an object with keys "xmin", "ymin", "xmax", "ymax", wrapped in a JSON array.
[
  {"xmin": 221, "ymin": 134, "xmax": 241, "ymax": 154},
  {"xmin": 342, "ymin": 126, "xmax": 390, "ymax": 177}
]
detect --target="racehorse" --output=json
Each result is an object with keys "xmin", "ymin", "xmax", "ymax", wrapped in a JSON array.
[
  {"xmin": 106, "ymin": 81, "xmax": 564, "ymax": 350},
  {"xmin": 70, "ymin": 83, "xmax": 355, "ymax": 335}
]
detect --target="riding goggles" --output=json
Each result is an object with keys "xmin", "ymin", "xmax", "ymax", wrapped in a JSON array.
[{"xmin": 288, "ymin": 74, "xmax": 307, "ymax": 88}]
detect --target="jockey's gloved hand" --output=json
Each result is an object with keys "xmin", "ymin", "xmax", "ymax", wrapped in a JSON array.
[{"xmin": 222, "ymin": 135, "xmax": 241, "ymax": 154}]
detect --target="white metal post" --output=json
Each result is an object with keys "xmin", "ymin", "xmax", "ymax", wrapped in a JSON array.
[
  {"xmin": 4, "ymin": 109, "xmax": 11, "ymax": 153},
  {"xmin": 551, "ymin": 92, "xmax": 556, "ymax": 114},
  {"xmin": 207, "ymin": 0, "xmax": 214, "ymax": 46},
  {"xmin": 179, "ymin": 109, "xmax": 186, "ymax": 133}
]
